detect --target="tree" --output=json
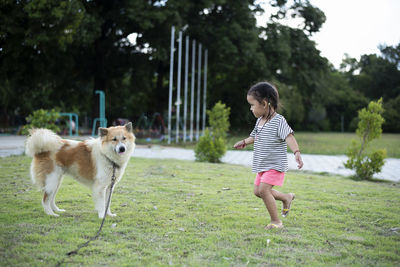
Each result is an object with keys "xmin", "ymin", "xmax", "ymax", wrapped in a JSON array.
[
  {"xmin": 345, "ymin": 99, "xmax": 386, "ymax": 180},
  {"xmin": 380, "ymin": 43, "xmax": 400, "ymax": 69},
  {"xmin": 341, "ymin": 44, "xmax": 400, "ymax": 132},
  {"xmin": 0, "ymin": 0, "xmax": 86, "ymax": 126},
  {"xmin": 257, "ymin": 0, "xmax": 330, "ymax": 130}
]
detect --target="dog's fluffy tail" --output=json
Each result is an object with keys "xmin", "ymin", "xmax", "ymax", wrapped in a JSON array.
[{"xmin": 25, "ymin": 128, "xmax": 63, "ymax": 157}]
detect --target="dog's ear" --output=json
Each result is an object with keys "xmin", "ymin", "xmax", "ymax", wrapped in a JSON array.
[
  {"xmin": 124, "ymin": 122, "xmax": 133, "ymax": 133},
  {"xmin": 99, "ymin": 127, "xmax": 108, "ymax": 137},
  {"xmin": 28, "ymin": 128, "xmax": 37, "ymax": 136}
]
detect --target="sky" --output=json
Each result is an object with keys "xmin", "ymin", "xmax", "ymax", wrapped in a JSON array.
[{"xmin": 258, "ymin": 0, "xmax": 400, "ymax": 68}]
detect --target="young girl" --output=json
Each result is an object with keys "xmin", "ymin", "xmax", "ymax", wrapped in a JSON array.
[{"xmin": 234, "ymin": 81, "xmax": 303, "ymax": 230}]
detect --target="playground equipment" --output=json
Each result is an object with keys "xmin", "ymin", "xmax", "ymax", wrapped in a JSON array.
[
  {"xmin": 92, "ymin": 90, "xmax": 107, "ymax": 136},
  {"xmin": 135, "ymin": 113, "xmax": 166, "ymax": 139},
  {"xmin": 59, "ymin": 112, "xmax": 79, "ymax": 136}
]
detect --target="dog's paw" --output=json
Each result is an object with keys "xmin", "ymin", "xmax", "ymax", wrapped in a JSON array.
[
  {"xmin": 107, "ymin": 212, "xmax": 117, "ymax": 217},
  {"xmin": 53, "ymin": 207, "xmax": 65, "ymax": 212},
  {"xmin": 45, "ymin": 208, "xmax": 59, "ymax": 217},
  {"xmin": 47, "ymin": 212, "xmax": 60, "ymax": 217}
]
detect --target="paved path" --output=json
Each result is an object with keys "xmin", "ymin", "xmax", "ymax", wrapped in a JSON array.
[{"xmin": 1, "ymin": 135, "xmax": 399, "ymax": 182}]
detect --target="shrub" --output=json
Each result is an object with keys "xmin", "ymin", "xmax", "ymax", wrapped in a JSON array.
[
  {"xmin": 195, "ymin": 102, "xmax": 230, "ymax": 163},
  {"xmin": 22, "ymin": 109, "xmax": 60, "ymax": 135},
  {"xmin": 207, "ymin": 101, "xmax": 230, "ymax": 139},
  {"xmin": 194, "ymin": 129, "xmax": 226, "ymax": 163},
  {"xmin": 344, "ymin": 98, "xmax": 386, "ymax": 180}
]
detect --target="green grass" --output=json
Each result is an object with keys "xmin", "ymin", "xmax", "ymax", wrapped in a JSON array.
[
  {"xmin": 1, "ymin": 156, "xmax": 400, "ymax": 266},
  {"xmin": 226, "ymin": 132, "xmax": 400, "ymax": 158}
]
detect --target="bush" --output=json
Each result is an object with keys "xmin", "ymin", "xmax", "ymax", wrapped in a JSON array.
[
  {"xmin": 194, "ymin": 129, "xmax": 226, "ymax": 163},
  {"xmin": 344, "ymin": 98, "xmax": 386, "ymax": 180},
  {"xmin": 207, "ymin": 101, "xmax": 230, "ymax": 140},
  {"xmin": 22, "ymin": 109, "xmax": 60, "ymax": 135},
  {"xmin": 195, "ymin": 102, "xmax": 230, "ymax": 163}
]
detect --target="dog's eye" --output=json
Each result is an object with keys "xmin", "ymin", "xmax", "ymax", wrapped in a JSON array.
[
  {"xmin": 123, "ymin": 136, "xmax": 126, "ymax": 140},
  {"xmin": 112, "ymin": 137, "xmax": 117, "ymax": 141}
]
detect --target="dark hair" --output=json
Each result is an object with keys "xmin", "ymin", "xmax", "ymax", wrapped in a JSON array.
[{"xmin": 247, "ymin": 81, "xmax": 279, "ymax": 110}]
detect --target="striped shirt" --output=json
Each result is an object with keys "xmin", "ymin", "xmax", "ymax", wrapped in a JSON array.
[{"xmin": 249, "ymin": 114, "xmax": 293, "ymax": 173}]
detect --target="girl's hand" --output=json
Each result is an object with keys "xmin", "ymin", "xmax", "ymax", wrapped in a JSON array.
[
  {"xmin": 233, "ymin": 139, "xmax": 246, "ymax": 149},
  {"xmin": 295, "ymin": 151, "xmax": 303, "ymax": 169}
]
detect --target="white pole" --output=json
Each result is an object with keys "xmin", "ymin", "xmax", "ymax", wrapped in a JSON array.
[
  {"xmin": 183, "ymin": 35, "xmax": 189, "ymax": 143},
  {"xmin": 196, "ymin": 43, "xmax": 202, "ymax": 141},
  {"xmin": 190, "ymin": 40, "xmax": 196, "ymax": 142},
  {"xmin": 168, "ymin": 26, "xmax": 175, "ymax": 144},
  {"xmin": 175, "ymin": 31, "xmax": 182, "ymax": 143},
  {"xmin": 202, "ymin": 49, "xmax": 208, "ymax": 134}
]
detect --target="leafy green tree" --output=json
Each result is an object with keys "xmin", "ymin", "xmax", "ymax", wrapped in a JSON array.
[
  {"xmin": 269, "ymin": 0, "xmax": 326, "ymax": 35},
  {"xmin": 0, "ymin": 0, "xmax": 86, "ymax": 126},
  {"xmin": 356, "ymin": 54, "xmax": 400, "ymax": 100},
  {"xmin": 272, "ymin": 80, "xmax": 304, "ymax": 129},
  {"xmin": 383, "ymin": 95, "xmax": 400, "ymax": 132},
  {"xmin": 5, "ymin": 0, "xmax": 394, "ymax": 136},
  {"xmin": 345, "ymin": 99, "xmax": 386, "ymax": 180},
  {"xmin": 380, "ymin": 43, "xmax": 400, "ymax": 69},
  {"xmin": 182, "ymin": 0, "xmax": 267, "ymax": 128},
  {"xmin": 257, "ymin": 0, "xmax": 330, "ymax": 130},
  {"xmin": 340, "ymin": 44, "xmax": 400, "ymax": 132}
]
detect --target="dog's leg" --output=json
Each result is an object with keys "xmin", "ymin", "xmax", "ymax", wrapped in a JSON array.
[
  {"xmin": 42, "ymin": 172, "xmax": 62, "ymax": 217},
  {"xmin": 92, "ymin": 183, "xmax": 107, "ymax": 218},
  {"xmin": 50, "ymin": 174, "xmax": 65, "ymax": 213},
  {"xmin": 105, "ymin": 185, "xmax": 116, "ymax": 217}
]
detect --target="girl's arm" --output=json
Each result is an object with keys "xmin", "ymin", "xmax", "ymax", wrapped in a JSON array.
[
  {"xmin": 285, "ymin": 133, "xmax": 304, "ymax": 169},
  {"xmin": 233, "ymin": 137, "xmax": 254, "ymax": 149}
]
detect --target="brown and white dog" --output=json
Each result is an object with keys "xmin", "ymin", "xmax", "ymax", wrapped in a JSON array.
[{"xmin": 25, "ymin": 123, "xmax": 135, "ymax": 218}]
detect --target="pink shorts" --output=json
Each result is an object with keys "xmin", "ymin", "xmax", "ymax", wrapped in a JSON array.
[{"xmin": 254, "ymin": 169, "xmax": 285, "ymax": 186}]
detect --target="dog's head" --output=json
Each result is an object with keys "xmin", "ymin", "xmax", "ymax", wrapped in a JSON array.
[{"xmin": 99, "ymin": 122, "xmax": 136, "ymax": 158}]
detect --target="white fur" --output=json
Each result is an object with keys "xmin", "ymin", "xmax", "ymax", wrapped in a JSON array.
[
  {"xmin": 26, "ymin": 125, "xmax": 135, "ymax": 218},
  {"xmin": 25, "ymin": 128, "xmax": 63, "ymax": 157},
  {"xmin": 42, "ymin": 170, "xmax": 64, "ymax": 216}
]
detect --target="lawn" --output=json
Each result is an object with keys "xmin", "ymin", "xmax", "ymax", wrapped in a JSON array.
[{"xmin": 1, "ymin": 156, "xmax": 400, "ymax": 266}]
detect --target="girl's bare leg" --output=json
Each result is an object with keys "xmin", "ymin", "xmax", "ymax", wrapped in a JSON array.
[
  {"xmin": 258, "ymin": 183, "xmax": 282, "ymax": 225},
  {"xmin": 256, "ymin": 186, "xmax": 293, "ymax": 209},
  {"xmin": 272, "ymin": 189, "xmax": 294, "ymax": 210}
]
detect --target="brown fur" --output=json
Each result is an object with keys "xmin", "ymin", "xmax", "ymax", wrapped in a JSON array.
[
  {"xmin": 33, "ymin": 152, "xmax": 53, "ymax": 188},
  {"xmin": 55, "ymin": 142, "xmax": 96, "ymax": 180},
  {"xmin": 101, "ymin": 127, "xmax": 135, "ymax": 144},
  {"xmin": 26, "ymin": 123, "xmax": 135, "ymax": 217}
]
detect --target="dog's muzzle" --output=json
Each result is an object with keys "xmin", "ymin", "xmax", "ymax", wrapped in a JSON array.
[{"xmin": 115, "ymin": 143, "xmax": 127, "ymax": 154}]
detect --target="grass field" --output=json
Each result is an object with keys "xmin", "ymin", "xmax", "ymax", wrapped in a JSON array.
[{"xmin": 1, "ymin": 156, "xmax": 399, "ymax": 266}]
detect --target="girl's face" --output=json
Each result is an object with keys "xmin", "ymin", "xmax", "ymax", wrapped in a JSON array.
[{"xmin": 247, "ymin": 94, "xmax": 268, "ymax": 118}]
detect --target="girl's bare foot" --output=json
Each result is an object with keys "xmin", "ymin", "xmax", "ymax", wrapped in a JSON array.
[
  {"xmin": 265, "ymin": 221, "xmax": 283, "ymax": 230},
  {"xmin": 282, "ymin": 193, "xmax": 295, "ymax": 217}
]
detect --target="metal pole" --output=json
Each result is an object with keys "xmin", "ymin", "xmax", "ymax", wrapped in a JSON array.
[
  {"xmin": 183, "ymin": 35, "xmax": 189, "ymax": 143},
  {"xmin": 175, "ymin": 31, "xmax": 182, "ymax": 143},
  {"xmin": 202, "ymin": 49, "xmax": 208, "ymax": 134},
  {"xmin": 196, "ymin": 43, "xmax": 202, "ymax": 141},
  {"xmin": 168, "ymin": 26, "xmax": 175, "ymax": 144},
  {"xmin": 190, "ymin": 40, "xmax": 196, "ymax": 142}
]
